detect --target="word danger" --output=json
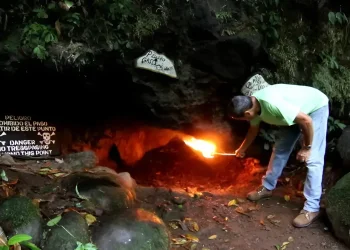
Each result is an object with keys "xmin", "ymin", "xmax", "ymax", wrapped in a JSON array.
[{"xmin": 1, "ymin": 140, "xmax": 52, "ymax": 156}]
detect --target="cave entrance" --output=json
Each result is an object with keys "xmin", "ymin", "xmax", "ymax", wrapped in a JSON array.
[{"xmin": 108, "ymin": 129, "xmax": 266, "ymax": 196}]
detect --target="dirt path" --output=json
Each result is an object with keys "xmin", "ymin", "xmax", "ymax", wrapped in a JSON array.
[
  {"xmin": 137, "ymin": 187, "xmax": 348, "ymax": 250},
  {"xmin": 0, "ymin": 148, "xmax": 346, "ymax": 250}
]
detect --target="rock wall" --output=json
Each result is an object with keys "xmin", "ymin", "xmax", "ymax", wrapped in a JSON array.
[{"xmin": 0, "ymin": 0, "xmax": 275, "ymax": 150}]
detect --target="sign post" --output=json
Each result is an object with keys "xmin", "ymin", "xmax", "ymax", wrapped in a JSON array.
[
  {"xmin": 0, "ymin": 115, "xmax": 60, "ymax": 156},
  {"xmin": 241, "ymin": 74, "xmax": 270, "ymax": 96}
]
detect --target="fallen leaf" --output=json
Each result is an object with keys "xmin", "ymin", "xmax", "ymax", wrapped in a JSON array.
[
  {"xmin": 190, "ymin": 243, "xmax": 197, "ymax": 249},
  {"xmin": 85, "ymin": 214, "xmax": 97, "ymax": 226},
  {"xmin": 259, "ymin": 219, "xmax": 265, "ymax": 225},
  {"xmin": 208, "ymin": 235, "xmax": 217, "ymax": 240},
  {"xmin": 284, "ymin": 195, "xmax": 290, "ymax": 202},
  {"xmin": 64, "ymin": 207, "xmax": 81, "ymax": 213},
  {"xmin": 281, "ymin": 241, "xmax": 290, "ymax": 250},
  {"xmin": 55, "ymin": 158, "xmax": 64, "ymax": 163},
  {"xmin": 53, "ymin": 173, "xmax": 66, "ymax": 177},
  {"xmin": 227, "ymin": 199, "xmax": 237, "ymax": 207},
  {"xmin": 282, "ymin": 242, "xmax": 289, "ymax": 247},
  {"xmin": 47, "ymin": 215, "xmax": 62, "ymax": 226},
  {"xmin": 169, "ymin": 222, "xmax": 178, "ymax": 229},
  {"xmin": 192, "ymin": 222, "xmax": 199, "ymax": 232},
  {"xmin": 248, "ymin": 206, "xmax": 258, "ymax": 211},
  {"xmin": 39, "ymin": 167, "xmax": 51, "ymax": 172},
  {"xmin": 0, "ymin": 226, "xmax": 7, "ymax": 245},
  {"xmin": 172, "ymin": 238, "xmax": 187, "ymax": 245},
  {"xmin": 32, "ymin": 199, "xmax": 42, "ymax": 208},
  {"xmin": 185, "ymin": 234, "xmax": 199, "ymax": 242},
  {"xmin": 267, "ymin": 215, "xmax": 280, "ymax": 226},
  {"xmin": 237, "ymin": 198, "xmax": 246, "ymax": 203},
  {"xmin": 202, "ymin": 248, "xmax": 210, "ymax": 250},
  {"xmin": 1, "ymin": 170, "xmax": 8, "ymax": 182},
  {"xmin": 235, "ymin": 207, "xmax": 251, "ymax": 217},
  {"xmin": 6, "ymin": 179, "xmax": 18, "ymax": 186}
]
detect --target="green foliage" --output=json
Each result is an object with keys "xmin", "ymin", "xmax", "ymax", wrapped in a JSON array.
[
  {"xmin": 0, "ymin": 234, "xmax": 40, "ymax": 250},
  {"xmin": 47, "ymin": 215, "xmax": 62, "ymax": 226},
  {"xmin": 21, "ymin": 23, "xmax": 57, "ymax": 59},
  {"xmin": 258, "ymin": 0, "xmax": 282, "ymax": 44},
  {"xmin": 215, "ymin": 5, "xmax": 233, "ymax": 24},
  {"xmin": 321, "ymin": 53, "xmax": 339, "ymax": 69},
  {"xmin": 134, "ymin": 7, "xmax": 162, "ymax": 41},
  {"xmin": 328, "ymin": 116, "xmax": 346, "ymax": 134},
  {"xmin": 311, "ymin": 64, "xmax": 350, "ymax": 113},
  {"xmin": 328, "ymin": 11, "xmax": 348, "ymax": 26},
  {"xmin": 33, "ymin": 8, "xmax": 48, "ymax": 19},
  {"xmin": 259, "ymin": 127, "xmax": 278, "ymax": 150},
  {"xmin": 75, "ymin": 242, "xmax": 98, "ymax": 250},
  {"xmin": 269, "ymin": 38, "xmax": 300, "ymax": 82},
  {"xmin": 45, "ymin": 214, "xmax": 98, "ymax": 250},
  {"xmin": 10, "ymin": 0, "xmax": 167, "ymax": 63},
  {"xmin": 260, "ymin": 11, "xmax": 281, "ymax": 41},
  {"xmin": 7, "ymin": 234, "xmax": 32, "ymax": 245}
]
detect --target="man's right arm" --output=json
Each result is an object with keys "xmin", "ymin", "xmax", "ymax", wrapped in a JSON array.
[{"xmin": 236, "ymin": 124, "xmax": 260, "ymax": 156}]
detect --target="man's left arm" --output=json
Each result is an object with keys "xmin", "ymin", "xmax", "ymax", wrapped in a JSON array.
[
  {"xmin": 273, "ymin": 99, "xmax": 313, "ymax": 162},
  {"xmin": 294, "ymin": 112, "xmax": 314, "ymax": 148}
]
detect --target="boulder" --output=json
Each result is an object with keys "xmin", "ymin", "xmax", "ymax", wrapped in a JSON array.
[
  {"xmin": 336, "ymin": 126, "xmax": 350, "ymax": 169},
  {"xmin": 61, "ymin": 151, "xmax": 98, "ymax": 170},
  {"xmin": 0, "ymin": 196, "xmax": 43, "ymax": 245},
  {"xmin": 92, "ymin": 208, "xmax": 170, "ymax": 250},
  {"xmin": 190, "ymin": 36, "xmax": 271, "ymax": 83},
  {"xmin": 43, "ymin": 212, "xmax": 90, "ymax": 250},
  {"xmin": 187, "ymin": 0, "xmax": 221, "ymax": 41},
  {"xmin": 60, "ymin": 167, "xmax": 136, "ymax": 213},
  {"xmin": 326, "ymin": 172, "xmax": 350, "ymax": 247}
]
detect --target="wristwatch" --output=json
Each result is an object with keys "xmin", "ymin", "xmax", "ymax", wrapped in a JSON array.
[{"xmin": 303, "ymin": 145, "xmax": 312, "ymax": 150}]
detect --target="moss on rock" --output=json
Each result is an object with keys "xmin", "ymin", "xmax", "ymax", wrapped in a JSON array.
[
  {"xmin": 326, "ymin": 172, "xmax": 350, "ymax": 247},
  {"xmin": 43, "ymin": 212, "xmax": 90, "ymax": 250},
  {"xmin": 0, "ymin": 196, "xmax": 43, "ymax": 245},
  {"xmin": 92, "ymin": 208, "xmax": 170, "ymax": 250}
]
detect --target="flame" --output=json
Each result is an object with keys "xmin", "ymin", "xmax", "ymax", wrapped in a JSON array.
[{"xmin": 183, "ymin": 137, "xmax": 216, "ymax": 158}]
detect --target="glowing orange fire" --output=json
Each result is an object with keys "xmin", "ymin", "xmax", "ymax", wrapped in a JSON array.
[{"xmin": 183, "ymin": 137, "xmax": 216, "ymax": 158}]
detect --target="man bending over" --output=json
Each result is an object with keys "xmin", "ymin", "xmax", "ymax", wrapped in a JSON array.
[{"xmin": 228, "ymin": 83, "xmax": 329, "ymax": 228}]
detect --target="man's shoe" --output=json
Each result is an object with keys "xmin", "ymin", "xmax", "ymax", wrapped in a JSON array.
[
  {"xmin": 292, "ymin": 209, "xmax": 320, "ymax": 228},
  {"xmin": 247, "ymin": 186, "xmax": 272, "ymax": 201}
]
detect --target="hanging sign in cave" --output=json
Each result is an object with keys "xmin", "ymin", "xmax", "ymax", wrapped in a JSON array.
[
  {"xmin": 135, "ymin": 50, "xmax": 178, "ymax": 78},
  {"xmin": 0, "ymin": 115, "xmax": 60, "ymax": 157}
]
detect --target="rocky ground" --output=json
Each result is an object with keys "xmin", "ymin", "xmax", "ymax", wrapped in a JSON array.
[{"xmin": 0, "ymin": 150, "xmax": 347, "ymax": 250}]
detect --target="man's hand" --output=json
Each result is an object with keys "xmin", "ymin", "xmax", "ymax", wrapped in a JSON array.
[
  {"xmin": 235, "ymin": 124, "xmax": 259, "ymax": 159},
  {"xmin": 296, "ymin": 148, "xmax": 311, "ymax": 162},
  {"xmin": 235, "ymin": 148, "xmax": 246, "ymax": 158}
]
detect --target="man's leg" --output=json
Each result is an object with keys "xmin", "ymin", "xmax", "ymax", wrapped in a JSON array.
[
  {"xmin": 293, "ymin": 105, "xmax": 329, "ymax": 227},
  {"xmin": 247, "ymin": 125, "xmax": 301, "ymax": 201}
]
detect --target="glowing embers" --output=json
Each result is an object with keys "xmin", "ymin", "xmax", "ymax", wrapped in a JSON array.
[{"xmin": 183, "ymin": 137, "xmax": 216, "ymax": 158}]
